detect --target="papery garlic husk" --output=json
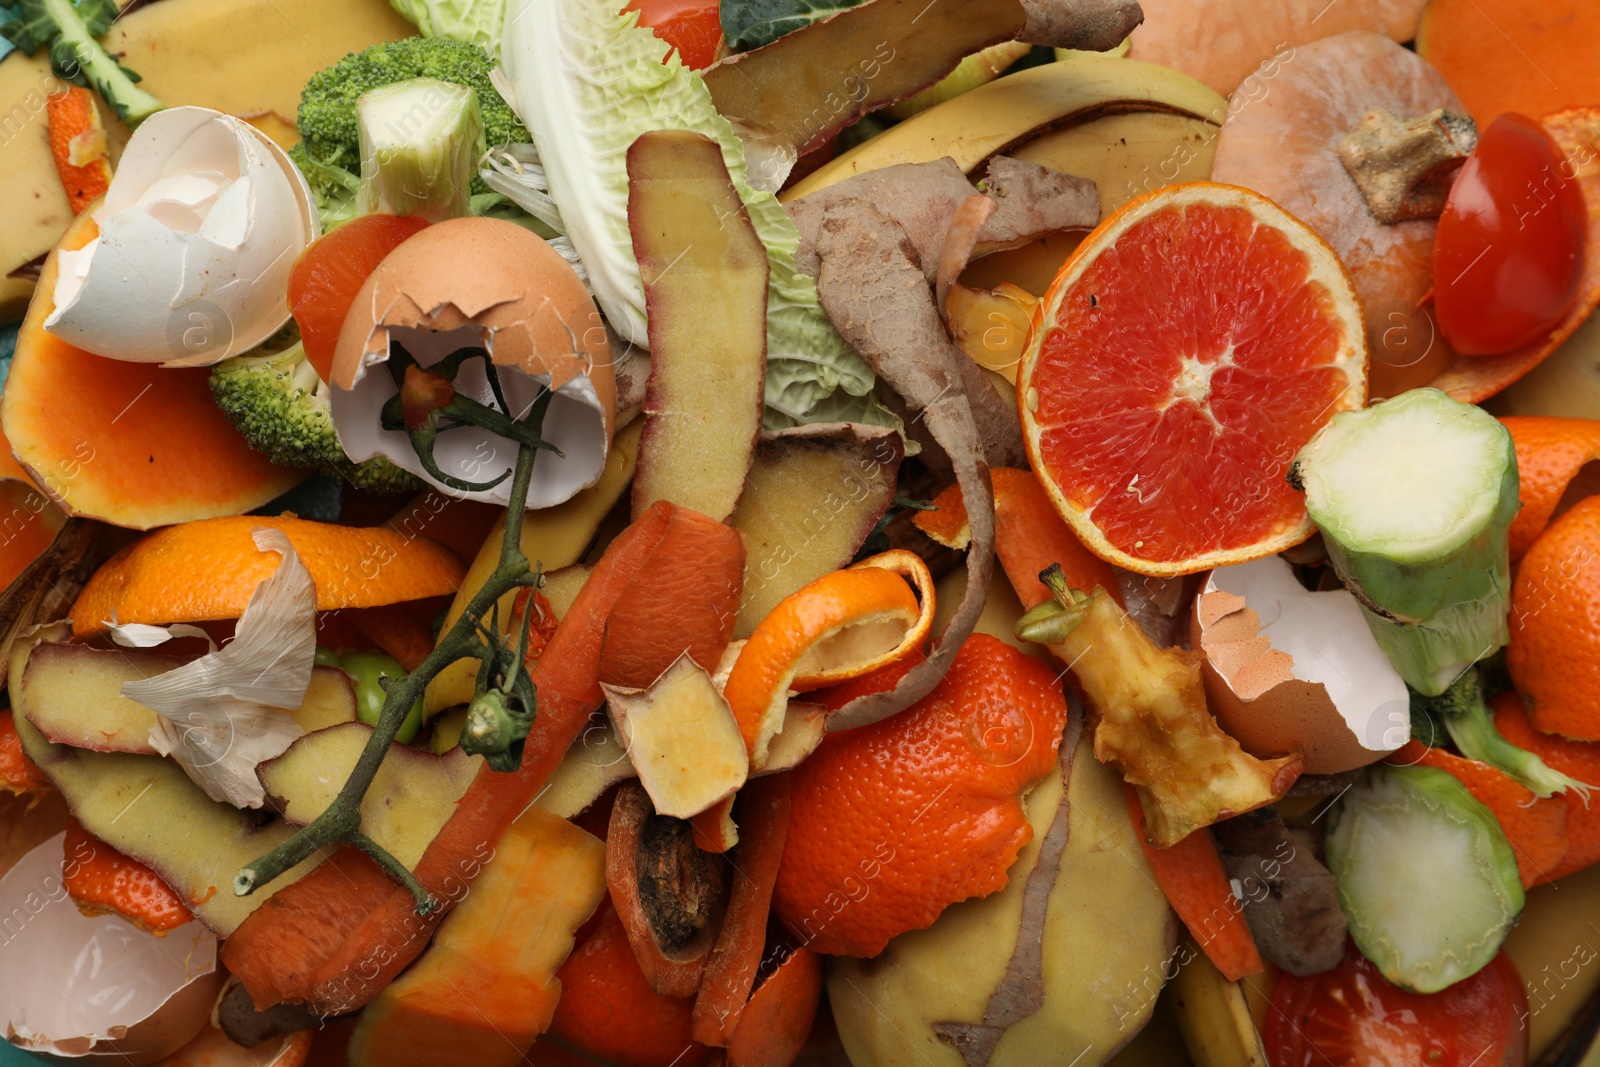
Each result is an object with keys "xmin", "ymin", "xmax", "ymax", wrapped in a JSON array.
[
  {"xmin": 0, "ymin": 833, "xmax": 220, "ymax": 1064},
  {"xmin": 328, "ymin": 216, "xmax": 616, "ymax": 509},
  {"xmin": 122, "ymin": 529, "xmax": 317, "ymax": 808},
  {"xmin": 44, "ymin": 107, "xmax": 318, "ymax": 367}
]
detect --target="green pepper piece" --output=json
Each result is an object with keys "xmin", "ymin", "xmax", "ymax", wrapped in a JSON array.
[{"xmin": 341, "ymin": 651, "xmax": 423, "ymax": 745}]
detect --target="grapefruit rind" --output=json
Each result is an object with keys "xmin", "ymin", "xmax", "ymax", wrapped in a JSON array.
[{"xmin": 1018, "ymin": 182, "xmax": 1367, "ymax": 577}]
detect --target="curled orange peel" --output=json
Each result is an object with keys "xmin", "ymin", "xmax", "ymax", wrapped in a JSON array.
[{"xmin": 722, "ymin": 550, "xmax": 935, "ymax": 768}]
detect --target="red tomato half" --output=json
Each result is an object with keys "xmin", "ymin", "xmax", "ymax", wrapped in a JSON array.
[
  {"xmin": 1266, "ymin": 944, "xmax": 1528, "ymax": 1067},
  {"xmin": 1434, "ymin": 112, "xmax": 1587, "ymax": 356},
  {"xmin": 626, "ymin": 0, "xmax": 723, "ymax": 70}
]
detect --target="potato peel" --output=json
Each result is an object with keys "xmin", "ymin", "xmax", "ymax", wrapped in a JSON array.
[{"xmin": 934, "ymin": 710, "xmax": 1085, "ymax": 1066}]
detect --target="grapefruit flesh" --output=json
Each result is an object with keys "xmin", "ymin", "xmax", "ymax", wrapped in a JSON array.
[{"xmin": 1020, "ymin": 183, "xmax": 1366, "ymax": 576}]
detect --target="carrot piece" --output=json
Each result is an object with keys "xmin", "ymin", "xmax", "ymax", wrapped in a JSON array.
[
  {"xmin": 694, "ymin": 774, "xmax": 792, "ymax": 1046},
  {"xmin": 347, "ymin": 604, "xmax": 436, "ymax": 672},
  {"xmin": 222, "ymin": 503, "xmax": 744, "ymax": 1015},
  {"xmin": 0, "ymin": 709, "xmax": 52, "ymax": 797},
  {"xmin": 346, "ymin": 808, "xmax": 607, "ymax": 1067},
  {"xmin": 45, "ymin": 87, "xmax": 111, "ymax": 214},
  {"xmin": 726, "ymin": 947, "xmax": 822, "ymax": 1067},
  {"xmin": 993, "ymin": 470, "xmax": 1122, "ymax": 610},
  {"xmin": 1490, "ymin": 695, "xmax": 1600, "ymax": 881},
  {"xmin": 692, "ymin": 795, "xmax": 739, "ymax": 853},
  {"xmin": 1390, "ymin": 739, "xmax": 1570, "ymax": 888},
  {"xmin": 63, "ymin": 817, "xmax": 194, "ymax": 935},
  {"xmin": 1123, "ymin": 784, "xmax": 1264, "ymax": 982}
]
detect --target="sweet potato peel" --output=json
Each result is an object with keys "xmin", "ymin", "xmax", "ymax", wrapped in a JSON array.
[
  {"xmin": 933, "ymin": 710, "xmax": 1085, "ymax": 1066},
  {"xmin": 811, "ymin": 202, "xmax": 997, "ymax": 732}
]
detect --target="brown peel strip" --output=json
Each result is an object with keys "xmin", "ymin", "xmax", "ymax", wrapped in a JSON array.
[
  {"xmin": 973, "ymin": 156, "xmax": 1100, "ymax": 250},
  {"xmin": 1016, "ymin": 0, "xmax": 1143, "ymax": 50},
  {"xmin": 934, "ymin": 707, "xmax": 1085, "ymax": 1066},
  {"xmin": 811, "ymin": 201, "xmax": 996, "ymax": 731},
  {"xmin": 704, "ymin": 0, "xmax": 1029, "ymax": 158},
  {"xmin": 787, "ymin": 159, "xmax": 1100, "ymax": 285},
  {"xmin": 937, "ymin": 196, "xmax": 999, "ymax": 329}
]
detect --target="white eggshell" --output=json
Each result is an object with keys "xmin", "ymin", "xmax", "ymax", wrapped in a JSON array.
[
  {"xmin": 44, "ymin": 107, "xmax": 317, "ymax": 367},
  {"xmin": 1192, "ymin": 554, "xmax": 1410, "ymax": 775},
  {"xmin": 0, "ymin": 833, "xmax": 220, "ymax": 1064}
]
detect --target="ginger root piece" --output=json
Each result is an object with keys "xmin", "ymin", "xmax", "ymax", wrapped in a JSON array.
[
  {"xmin": 1018, "ymin": 570, "xmax": 1301, "ymax": 846},
  {"xmin": 1018, "ymin": 0, "xmax": 1143, "ymax": 50},
  {"xmin": 1338, "ymin": 107, "xmax": 1478, "ymax": 223},
  {"xmin": 787, "ymin": 157, "xmax": 1099, "ymax": 282}
]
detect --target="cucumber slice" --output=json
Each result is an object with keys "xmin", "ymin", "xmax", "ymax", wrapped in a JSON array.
[
  {"xmin": 1291, "ymin": 388, "xmax": 1518, "ymax": 694},
  {"xmin": 1325, "ymin": 763, "xmax": 1524, "ymax": 993}
]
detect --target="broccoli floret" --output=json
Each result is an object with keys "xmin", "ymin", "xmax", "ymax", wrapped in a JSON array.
[
  {"xmin": 3, "ymin": 0, "xmax": 163, "ymax": 125},
  {"xmin": 210, "ymin": 336, "xmax": 420, "ymax": 496},
  {"xmin": 295, "ymin": 37, "xmax": 524, "ymax": 200},
  {"xmin": 289, "ymin": 142, "xmax": 361, "ymax": 231},
  {"xmin": 1412, "ymin": 668, "xmax": 1593, "ymax": 800}
]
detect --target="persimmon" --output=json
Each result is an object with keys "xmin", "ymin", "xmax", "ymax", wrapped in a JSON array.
[
  {"xmin": 1210, "ymin": 31, "xmax": 1464, "ymax": 400},
  {"xmin": 1128, "ymin": 0, "xmax": 1427, "ymax": 97}
]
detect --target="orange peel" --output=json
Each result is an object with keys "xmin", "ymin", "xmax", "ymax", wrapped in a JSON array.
[{"xmin": 722, "ymin": 550, "xmax": 934, "ymax": 768}]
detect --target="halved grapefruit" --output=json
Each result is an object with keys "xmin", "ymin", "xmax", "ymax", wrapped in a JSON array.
[{"xmin": 1017, "ymin": 182, "xmax": 1368, "ymax": 577}]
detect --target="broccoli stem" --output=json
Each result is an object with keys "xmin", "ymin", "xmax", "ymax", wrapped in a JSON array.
[
  {"xmin": 1291, "ymin": 388, "xmax": 1519, "ymax": 695},
  {"xmin": 36, "ymin": 0, "xmax": 163, "ymax": 125},
  {"xmin": 1422, "ymin": 670, "xmax": 1595, "ymax": 801}
]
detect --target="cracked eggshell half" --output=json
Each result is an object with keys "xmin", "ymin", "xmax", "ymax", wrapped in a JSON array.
[
  {"xmin": 44, "ymin": 106, "xmax": 317, "ymax": 367},
  {"xmin": 1190, "ymin": 554, "xmax": 1410, "ymax": 775},
  {"xmin": 329, "ymin": 216, "xmax": 616, "ymax": 509},
  {"xmin": 0, "ymin": 833, "xmax": 220, "ymax": 1064}
]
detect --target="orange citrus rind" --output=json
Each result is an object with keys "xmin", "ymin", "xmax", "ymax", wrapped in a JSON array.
[
  {"xmin": 913, "ymin": 469, "xmax": 1028, "ymax": 550},
  {"xmin": 70, "ymin": 515, "xmax": 466, "ymax": 636},
  {"xmin": 723, "ymin": 552, "xmax": 934, "ymax": 768}
]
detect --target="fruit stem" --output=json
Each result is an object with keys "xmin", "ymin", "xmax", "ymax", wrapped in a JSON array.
[
  {"xmin": 235, "ymin": 376, "xmax": 552, "ymax": 911},
  {"xmin": 1338, "ymin": 108, "xmax": 1478, "ymax": 224}
]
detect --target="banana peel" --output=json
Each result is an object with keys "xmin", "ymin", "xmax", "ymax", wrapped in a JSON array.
[
  {"xmin": 1169, "ymin": 938, "xmax": 1270, "ymax": 1067},
  {"xmin": 784, "ymin": 53, "xmax": 1226, "ymax": 201}
]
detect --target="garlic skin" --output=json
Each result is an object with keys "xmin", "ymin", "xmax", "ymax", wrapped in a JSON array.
[
  {"xmin": 123, "ymin": 529, "xmax": 317, "ymax": 809},
  {"xmin": 44, "ymin": 107, "xmax": 318, "ymax": 367}
]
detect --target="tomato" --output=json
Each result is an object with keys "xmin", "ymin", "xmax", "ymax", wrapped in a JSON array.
[
  {"xmin": 1434, "ymin": 111, "xmax": 1587, "ymax": 356},
  {"xmin": 1266, "ymin": 944, "xmax": 1528, "ymax": 1067},
  {"xmin": 625, "ymin": 0, "xmax": 722, "ymax": 70},
  {"xmin": 288, "ymin": 214, "xmax": 429, "ymax": 382}
]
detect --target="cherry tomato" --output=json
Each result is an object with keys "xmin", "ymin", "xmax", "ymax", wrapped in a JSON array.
[
  {"xmin": 1266, "ymin": 943, "xmax": 1528, "ymax": 1067},
  {"xmin": 288, "ymin": 214, "xmax": 428, "ymax": 382},
  {"xmin": 625, "ymin": 0, "xmax": 723, "ymax": 70},
  {"xmin": 1434, "ymin": 112, "xmax": 1587, "ymax": 356}
]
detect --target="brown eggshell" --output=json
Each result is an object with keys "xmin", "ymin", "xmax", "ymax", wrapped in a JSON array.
[
  {"xmin": 327, "ymin": 217, "xmax": 617, "ymax": 507},
  {"xmin": 0, "ymin": 833, "xmax": 221, "ymax": 1065},
  {"xmin": 1190, "ymin": 556, "xmax": 1411, "ymax": 775},
  {"xmin": 332, "ymin": 217, "xmax": 612, "ymax": 404}
]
